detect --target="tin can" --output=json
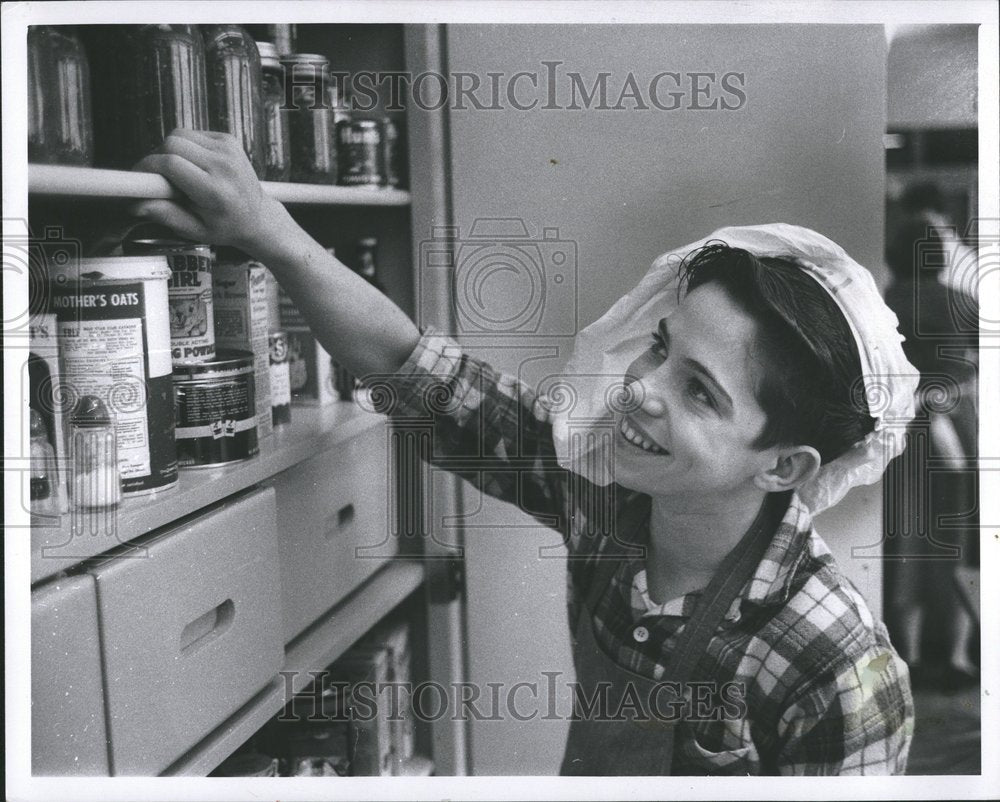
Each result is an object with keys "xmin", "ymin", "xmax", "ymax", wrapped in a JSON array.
[
  {"xmin": 269, "ymin": 331, "xmax": 292, "ymax": 426},
  {"xmin": 124, "ymin": 237, "xmax": 216, "ymax": 364},
  {"xmin": 172, "ymin": 350, "xmax": 259, "ymax": 468},
  {"xmin": 49, "ymin": 256, "xmax": 178, "ymax": 496},
  {"xmin": 336, "ymin": 118, "xmax": 384, "ymax": 187}
]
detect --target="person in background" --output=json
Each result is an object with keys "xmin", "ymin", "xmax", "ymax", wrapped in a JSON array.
[
  {"xmin": 129, "ymin": 129, "xmax": 917, "ymax": 775},
  {"xmin": 898, "ymin": 182, "xmax": 979, "ymax": 302},
  {"xmin": 883, "ymin": 216, "xmax": 979, "ymax": 691}
]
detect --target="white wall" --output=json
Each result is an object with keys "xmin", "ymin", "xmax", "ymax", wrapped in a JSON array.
[{"xmin": 443, "ymin": 24, "xmax": 888, "ymax": 774}]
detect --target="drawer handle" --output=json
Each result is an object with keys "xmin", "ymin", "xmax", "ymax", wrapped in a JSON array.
[
  {"xmin": 179, "ymin": 599, "xmax": 235, "ymax": 656},
  {"xmin": 324, "ymin": 503, "xmax": 355, "ymax": 540}
]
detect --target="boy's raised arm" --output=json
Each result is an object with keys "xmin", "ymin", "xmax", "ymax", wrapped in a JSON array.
[{"xmin": 131, "ymin": 128, "xmax": 420, "ymax": 381}]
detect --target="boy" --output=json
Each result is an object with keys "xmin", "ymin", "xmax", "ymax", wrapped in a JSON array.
[{"xmin": 133, "ymin": 130, "xmax": 915, "ymax": 775}]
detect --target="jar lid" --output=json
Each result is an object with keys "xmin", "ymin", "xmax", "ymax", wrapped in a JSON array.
[
  {"xmin": 172, "ymin": 349, "xmax": 255, "ymax": 379},
  {"xmin": 257, "ymin": 41, "xmax": 280, "ymax": 67},
  {"xmin": 282, "ymin": 52, "xmax": 329, "ymax": 66}
]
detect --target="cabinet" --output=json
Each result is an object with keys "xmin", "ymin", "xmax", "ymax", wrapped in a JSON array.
[{"xmin": 27, "ymin": 24, "xmax": 466, "ymax": 777}]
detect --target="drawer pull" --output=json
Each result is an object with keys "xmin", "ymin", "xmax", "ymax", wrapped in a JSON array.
[
  {"xmin": 324, "ymin": 503, "xmax": 356, "ymax": 540},
  {"xmin": 179, "ymin": 599, "xmax": 234, "ymax": 656}
]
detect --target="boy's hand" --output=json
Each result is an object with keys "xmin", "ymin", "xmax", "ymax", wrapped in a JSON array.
[{"xmin": 130, "ymin": 128, "xmax": 287, "ymax": 254}]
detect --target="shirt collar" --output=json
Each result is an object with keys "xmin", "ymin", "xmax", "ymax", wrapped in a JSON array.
[{"xmin": 628, "ymin": 491, "xmax": 816, "ymax": 623}]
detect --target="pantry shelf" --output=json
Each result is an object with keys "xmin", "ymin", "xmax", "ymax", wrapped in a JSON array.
[
  {"xmin": 28, "ymin": 164, "xmax": 412, "ymax": 206},
  {"xmin": 30, "ymin": 401, "xmax": 391, "ymax": 585},
  {"xmin": 161, "ymin": 560, "xmax": 426, "ymax": 776}
]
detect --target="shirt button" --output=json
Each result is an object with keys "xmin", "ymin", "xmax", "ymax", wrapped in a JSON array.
[{"xmin": 633, "ymin": 625, "xmax": 649, "ymax": 643}]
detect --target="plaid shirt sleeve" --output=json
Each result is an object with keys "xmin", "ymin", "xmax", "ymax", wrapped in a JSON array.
[
  {"xmin": 368, "ymin": 327, "xmax": 569, "ymax": 534},
  {"xmin": 776, "ymin": 641, "xmax": 914, "ymax": 775}
]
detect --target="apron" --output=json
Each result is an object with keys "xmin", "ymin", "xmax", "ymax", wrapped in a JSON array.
[{"xmin": 560, "ymin": 491, "xmax": 787, "ymax": 776}]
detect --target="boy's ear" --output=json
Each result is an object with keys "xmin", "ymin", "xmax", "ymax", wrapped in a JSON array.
[{"xmin": 753, "ymin": 446, "xmax": 821, "ymax": 493}]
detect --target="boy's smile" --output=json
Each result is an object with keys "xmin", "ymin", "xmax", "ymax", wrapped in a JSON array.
[{"xmin": 610, "ymin": 283, "xmax": 778, "ymax": 500}]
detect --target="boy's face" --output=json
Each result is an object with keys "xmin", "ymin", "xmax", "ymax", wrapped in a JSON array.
[{"xmin": 611, "ymin": 282, "xmax": 779, "ymax": 500}]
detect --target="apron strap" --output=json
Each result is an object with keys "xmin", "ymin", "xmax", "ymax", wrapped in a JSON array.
[{"xmin": 575, "ymin": 489, "xmax": 790, "ymax": 775}]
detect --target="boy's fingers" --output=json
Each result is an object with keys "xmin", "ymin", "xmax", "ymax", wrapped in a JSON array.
[
  {"xmin": 131, "ymin": 153, "xmax": 220, "ymax": 210},
  {"xmin": 131, "ymin": 200, "xmax": 211, "ymax": 243},
  {"xmin": 167, "ymin": 127, "xmax": 236, "ymax": 151},
  {"xmin": 159, "ymin": 133, "xmax": 218, "ymax": 173}
]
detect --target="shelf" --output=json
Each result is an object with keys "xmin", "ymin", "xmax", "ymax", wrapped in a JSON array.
[
  {"xmin": 30, "ymin": 401, "xmax": 391, "ymax": 585},
  {"xmin": 28, "ymin": 164, "xmax": 411, "ymax": 206},
  {"xmin": 161, "ymin": 560, "xmax": 426, "ymax": 776}
]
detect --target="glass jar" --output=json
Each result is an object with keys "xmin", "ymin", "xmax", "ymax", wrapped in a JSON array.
[
  {"xmin": 203, "ymin": 25, "xmax": 266, "ymax": 178},
  {"xmin": 283, "ymin": 53, "xmax": 336, "ymax": 184},
  {"xmin": 257, "ymin": 42, "xmax": 291, "ymax": 181},
  {"xmin": 27, "ymin": 26, "xmax": 94, "ymax": 165},
  {"xmin": 85, "ymin": 25, "xmax": 209, "ymax": 169}
]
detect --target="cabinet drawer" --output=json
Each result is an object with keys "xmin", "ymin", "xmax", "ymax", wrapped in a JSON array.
[
  {"xmin": 268, "ymin": 422, "xmax": 398, "ymax": 642},
  {"xmin": 32, "ymin": 575, "xmax": 110, "ymax": 775},
  {"xmin": 87, "ymin": 487, "xmax": 284, "ymax": 775}
]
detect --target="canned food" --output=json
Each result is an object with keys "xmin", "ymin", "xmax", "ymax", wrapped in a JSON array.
[
  {"xmin": 48, "ymin": 255, "xmax": 178, "ymax": 496},
  {"xmin": 172, "ymin": 350, "xmax": 259, "ymax": 468},
  {"xmin": 269, "ymin": 331, "xmax": 292, "ymax": 426},
  {"xmin": 336, "ymin": 118, "xmax": 384, "ymax": 187},
  {"xmin": 123, "ymin": 237, "xmax": 216, "ymax": 364}
]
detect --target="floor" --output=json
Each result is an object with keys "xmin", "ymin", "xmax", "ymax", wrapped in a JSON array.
[{"xmin": 906, "ymin": 680, "xmax": 981, "ymax": 774}]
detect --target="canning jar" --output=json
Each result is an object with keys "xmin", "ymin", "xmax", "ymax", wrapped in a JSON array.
[
  {"xmin": 257, "ymin": 42, "xmax": 291, "ymax": 181},
  {"xmin": 203, "ymin": 25, "xmax": 266, "ymax": 178},
  {"xmin": 85, "ymin": 25, "xmax": 209, "ymax": 169},
  {"xmin": 283, "ymin": 53, "xmax": 337, "ymax": 184},
  {"xmin": 27, "ymin": 26, "xmax": 94, "ymax": 165}
]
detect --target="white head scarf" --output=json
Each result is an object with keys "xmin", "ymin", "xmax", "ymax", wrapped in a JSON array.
[{"xmin": 549, "ymin": 223, "xmax": 920, "ymax": 514}]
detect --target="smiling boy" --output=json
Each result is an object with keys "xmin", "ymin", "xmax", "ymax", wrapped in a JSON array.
[{"xmin": 133, "ymin": 129, "xmax": 916, "ymax": 776}]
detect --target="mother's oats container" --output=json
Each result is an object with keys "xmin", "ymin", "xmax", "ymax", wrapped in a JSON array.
[{"xmin": 49, "ymin": 256, "xmax": 178, "ymax": 496}]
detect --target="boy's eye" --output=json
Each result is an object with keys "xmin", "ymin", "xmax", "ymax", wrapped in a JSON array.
[{"xmin": 687, "ymin": 378, "xmax": 716, "ymax": 409}]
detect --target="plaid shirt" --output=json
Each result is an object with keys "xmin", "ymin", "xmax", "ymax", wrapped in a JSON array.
[{"xmin": 377, "ymin": 328, "xmax": 914, "ymax": 775}]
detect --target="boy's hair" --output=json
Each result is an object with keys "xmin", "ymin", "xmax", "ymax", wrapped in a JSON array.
[{"xmin": 678, "ymin": 242, "xmax": 876, "ymax": 464}]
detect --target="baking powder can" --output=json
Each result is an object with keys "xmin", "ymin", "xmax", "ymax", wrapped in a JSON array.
[
  {"xmin": 172, "ymin": 349, "xmax": 259, "ymax": 468},
  {"xmin": 48, "ymin": 256, "xmax": 178, "ymax": 496},
  {"xmin": 123, "ymin": 237, "xmax": 216, "ymax": 364},
  {"xmin": 269, "ymin": 331, "xmax": 292, "ymax": 426}
]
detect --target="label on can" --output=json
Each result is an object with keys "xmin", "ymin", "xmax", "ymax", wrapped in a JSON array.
[
  {"xmin": 173, "ymin": 358, "xmax": 259, "ymax": 467},
  {"xmin": 124, "ymin": 241, "xmax": 216, "ymax": 364},
  {"xmin": 51, "ymin": 274, "xmax": 178, "ymax": 495},
  {"xmin": 269, "ymin": 331, "xmax": 292, "ymax": 425},
  {"xmin": 336, "ymin": 119, "xmax": 384, "ymax": 186}
]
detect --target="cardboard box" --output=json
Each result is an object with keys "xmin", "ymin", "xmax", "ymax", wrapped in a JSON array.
[
  {"xmin": 331, "ymin": 645, "xmax": 394, "ymax": 776},
  {"xmin": 369, "ymin": 621, "xmax": 416, "ymax": 772},
  {"xmin": 213, "ymin": 258, "xmax": 273, "ymax": 438},
  {"xmin": 284, "ymin": 328, "xmax": 339, "ymax": 407}
]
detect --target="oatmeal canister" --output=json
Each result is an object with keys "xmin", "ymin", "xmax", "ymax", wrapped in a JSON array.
[
  {"xmin": 48, "ymin": 256, "xmax": 178, "ymax": 496},
  {"xmin": 123, "ymin": 237, "xmax": 216, "ymax": 364},
  {"xmin": 172, "ymin": 350, "xmax": 259, "ymax": 467}
]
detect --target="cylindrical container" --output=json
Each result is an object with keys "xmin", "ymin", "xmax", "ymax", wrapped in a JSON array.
[
  {"xmin": 29, "ymin": 409, "xmax": 58, "ymax": 514},
  {"xmin": 85, "ymin": 25, "xmax": 209, "ymax": 169},
  {"xmin": 68, "ymin": 395, "xmax": 121, "ymax": 510},
  {"xmin": 172, "ymin": 350, "xmax": 259, "ymax": 468},
  {"xmin": 336, "ymin": 118, "xmax": 384, "ymax": 187},
  {"xmin": 283, "ymin": 53, "xmax": 336, "ymax": 184},
  {"xmin": 267, "ymin": 24, "xmax": 297, "ymax": 56},
  {"xmin": 269, "ymin": 331, "xmax": 292, "ymax": 426},
  {"xmin": 28, "ymin": 25, "xmax": 94, "ymax": 165},
  {"xmin": 49, "ymin": 256, "xmax": 178, "ymax": 497},
  {"xmin": 123, "ymin": 236, "xmax": 216, "ymax": 364},
  {"xmin": 203, "ymin": 25, "xmax": 266, "ymax": 178},
  {"xmin": 381, "ymin": 117, "xmax": 403, "ymax": 188},
  {"xmin": 258, "ymin": 42, "xmax": 291, "ymax": 181}
]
